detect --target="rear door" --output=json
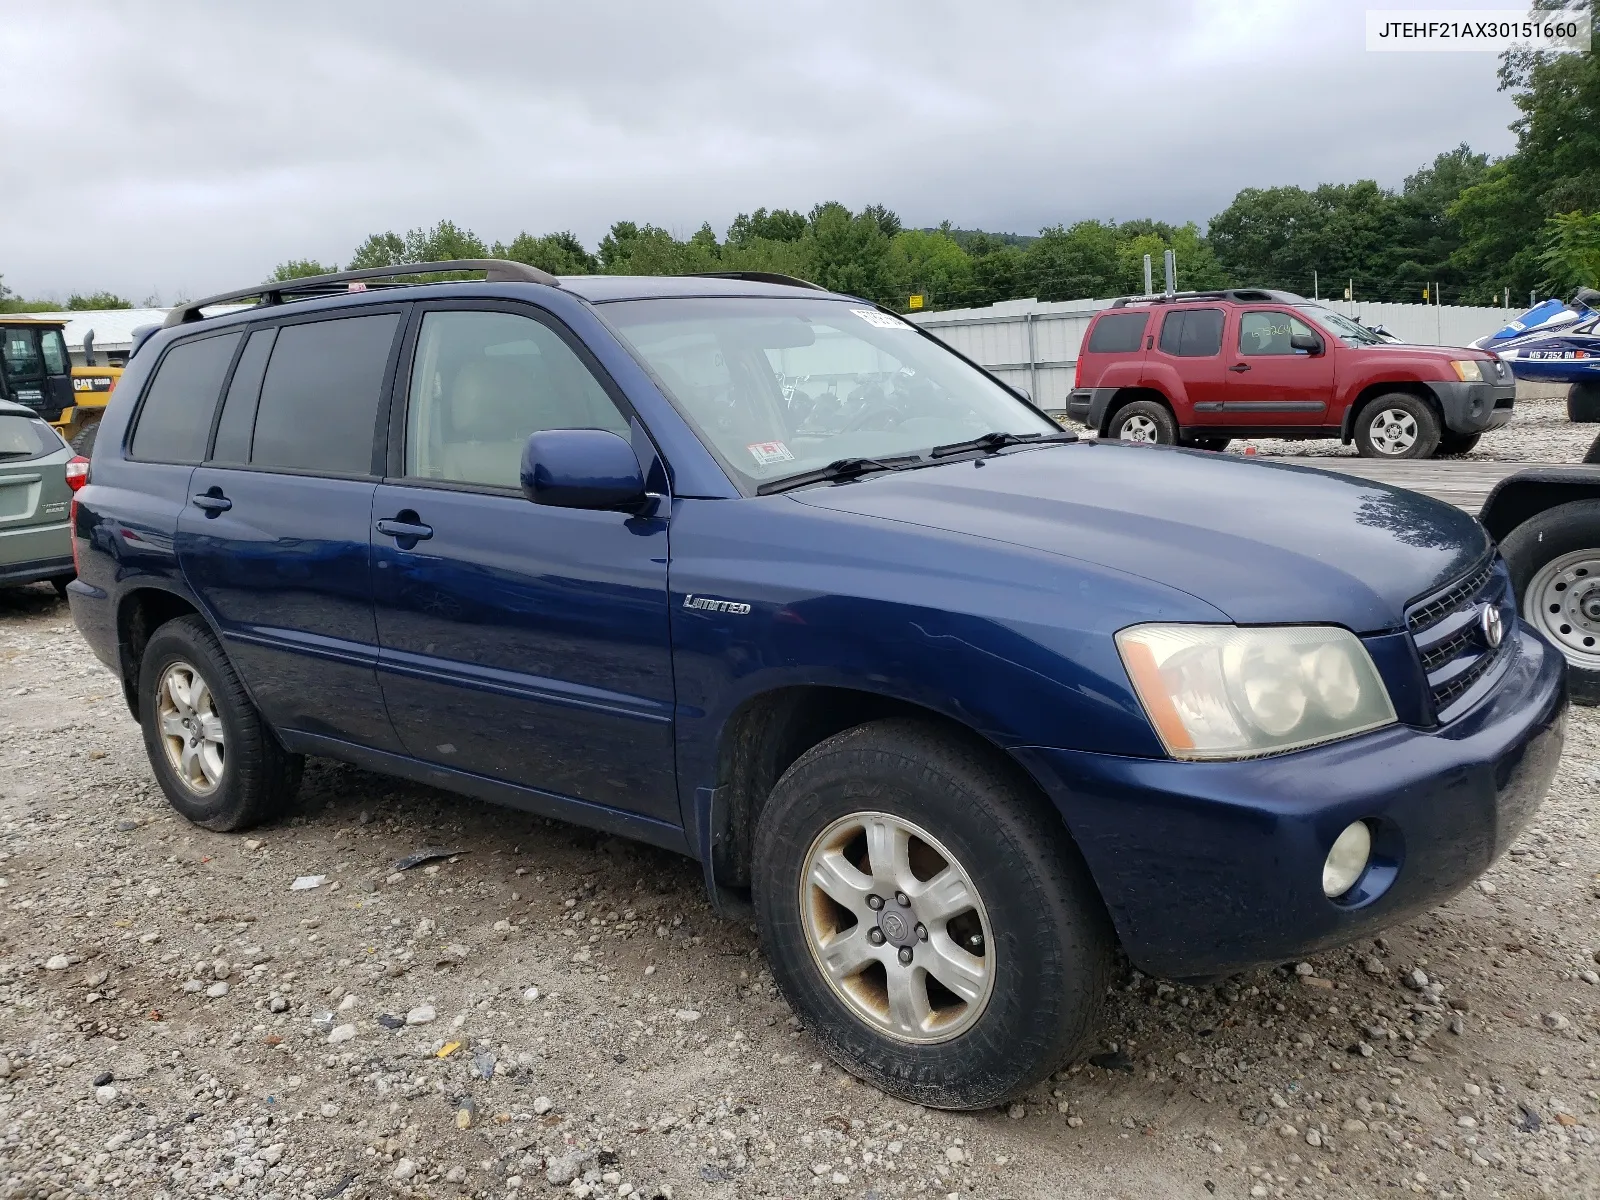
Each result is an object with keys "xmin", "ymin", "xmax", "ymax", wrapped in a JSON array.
[
  {"xmin": 177, "ymin": 309, "xmax": 407, "ymax": 752},
  {"xmin": 370, "ymin": 301, "xmax": 678, "ymax": 824},
  {"xmin": 1224, "ymin": 309, "xmax": 1334, "ymax": 426},
  {"xmin": 1150, "ymin": 307, "xmax": 1228, "ymax": 417},
  {"xmin": 1076, "ymin": 311, "xmax": 1150, "ymax": 388}
]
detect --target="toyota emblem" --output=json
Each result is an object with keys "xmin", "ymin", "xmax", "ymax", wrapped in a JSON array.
[{"xmin": 1481, "ymin": 604, "xmax": 1504, "ymax": 649}]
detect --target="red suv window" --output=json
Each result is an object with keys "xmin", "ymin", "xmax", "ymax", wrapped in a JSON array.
[
  {"xmin": 1157, "ymin": 308, "xmax": 1225, "ymax": 357},
  {"xmin": 1085, "ymin": 313, "xmax": 1147, "ymax": 353}
]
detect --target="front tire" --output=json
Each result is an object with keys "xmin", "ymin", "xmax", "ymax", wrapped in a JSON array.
[
  {"xmin": 1107, "ymin": 400, "xmax": 1176, "ymax": 446},
  {"xmin": 1354, "ymin": 393, "xmax": 1441, "ymax": 459},
  {"xmin": 138, "ymin": 615, "xmax": 303, "ymax": 830},
  {"xmin": 751, "ymin": 719, "xmax": 1113, "ymax": 1109},
  {"xmin": 1569, "ymin": 382, "xmax": 1600, "ymax": 424},
  {"xmin": 1502, "ymin": 500, "xmax": 1600, "ymax": 705}
]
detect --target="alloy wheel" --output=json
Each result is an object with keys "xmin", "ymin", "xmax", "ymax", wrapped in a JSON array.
[
  {"xmin": 1118, "ymin": 414, "xmax": 1160, "ymax": 443},
  {"xmin": 1367, "ymin": 408, "xmax": 1418, "ymax": 456},
  {"xmin": 799, "ymin": 811, "xmax": 994, "ymax": 1044},
  {"xmin": 156, "ymin": 661, "xmax": 226, "ymax": 795}
]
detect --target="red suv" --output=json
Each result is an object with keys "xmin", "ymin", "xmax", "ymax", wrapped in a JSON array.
[{"xmin": 1066, "ymin": 290, "xmax": 1515, "ymax": 458}]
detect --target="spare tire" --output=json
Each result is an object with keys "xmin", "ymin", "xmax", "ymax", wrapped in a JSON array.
[{"xmin": 1569, "ymin": 381, "xmax": 1600, "ymax": 424}]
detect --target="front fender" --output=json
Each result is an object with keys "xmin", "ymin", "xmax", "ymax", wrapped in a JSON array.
[
  {"xmin": 1480, "ymin": 466, "xmax": 1600, "ymax": 542},
  {"xmin": 667, "ymin": 495, "xmax": 1226, "ymax": 814}
]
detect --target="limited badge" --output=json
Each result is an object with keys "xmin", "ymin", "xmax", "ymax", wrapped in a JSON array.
[{"xmin": 747, "ymin": 441, "xmax": 795, "ymax": 466}]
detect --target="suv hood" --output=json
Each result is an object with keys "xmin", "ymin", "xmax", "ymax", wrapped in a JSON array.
[{"xmin": 791, "ymin": 441, "xmax": 1487, "ymax": 632}]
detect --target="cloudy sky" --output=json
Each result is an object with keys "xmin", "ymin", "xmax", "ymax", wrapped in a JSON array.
[{"xmin": 2, "ymin": 1, "xmax": 1523, "ymax": 302}]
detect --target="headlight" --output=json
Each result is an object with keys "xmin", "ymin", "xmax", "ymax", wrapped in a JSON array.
[
  {"xmin": 1116, "ymin": 625, "xmax": 1397, "ymax": 760},
  {"xmin": 1450, "ymin": 359, "xmax": 1484, "ymax": 382}
]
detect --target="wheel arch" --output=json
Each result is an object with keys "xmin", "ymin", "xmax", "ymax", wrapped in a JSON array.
[
  {"xmin": 698, "ymin": 685, "xmax": 1107, "ymax": 919},
  {"xmin": 1340, "ymin": 382, "xmax": 1441, "ymax": 443},
  {"xmin": 1480, "ymin": 472, "xmax": 1600, "ymax": 543},
  {"xmin": 1100, "ymin": 387, "xmax": 1177, "ymax": 437},
  {"xmin": 114, "ymin": 584, "xmax": 209, "ymax": 718}
]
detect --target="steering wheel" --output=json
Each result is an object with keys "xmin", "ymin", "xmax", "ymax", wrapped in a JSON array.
[{"xmin": 840, "ymin": 392, "xmax": 907, "ymax": 434}]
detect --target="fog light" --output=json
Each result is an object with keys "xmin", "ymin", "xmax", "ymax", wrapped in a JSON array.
[{"xmin": 1322, "ymin": 821, "xmax": 1372, "ymax": 898}]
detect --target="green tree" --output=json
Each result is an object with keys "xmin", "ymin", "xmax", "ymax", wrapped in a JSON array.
[
  {"xmin": 65, "ymin": 291, "xmax": 134, "ymax": 309},
  {"xmin": 727, "ymin": 208, "xmax": 806, "ymax": 245},
  {"xmin": 1451, "ymin": 0, "xmax": 1599, "ymax": 297},
  {"xmin": 964, "ymin": 241, "xmax": 1025, "ymax": 307},
  {"xmin": 347, "ymin": 231, "xmax": 406, "ymax": 269},
  {"xmin": 1022, "ymin": 221, "xmax": 1120, "ymax": 301},
  {"xmin": 1539, "ymin": 210, "xmax": 1600, "ymax": 293},
  {"xmin": 270, "ymin": 259, "xmax": 337, "ymax": 282},
  {"xmin": 885, "ymin": 229, "xmax": 972, "ymax": 309},
  {"xmin": 803, "ymin": 202, "xmax": 893, "ymax": 300},
  {"xmin": 494, "ymin": 231, "xmax": 597, "ymax": 274}
]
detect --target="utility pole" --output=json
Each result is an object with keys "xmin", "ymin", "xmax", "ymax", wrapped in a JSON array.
[
  {"xmin": 1143, "ymin": 254, "xmax": 1153, "ymax": 297},
  {"xmin": 1163, "ymin": 249, "xmax": 1176, "ymax": 297},
  {"xmin": 1313, "ymin": 270, "xmax": 1318, "ymax": 301}
]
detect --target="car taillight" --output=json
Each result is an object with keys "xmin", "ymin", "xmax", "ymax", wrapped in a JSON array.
[{"xmin": 65, "ymin": 456, "xmax": 90, "ymax": 490}]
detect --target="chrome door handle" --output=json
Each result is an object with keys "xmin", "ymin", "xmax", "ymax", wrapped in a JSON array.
[{"xmin": 191, "ymin": 493, "xmax": 232, "ymax": 513}]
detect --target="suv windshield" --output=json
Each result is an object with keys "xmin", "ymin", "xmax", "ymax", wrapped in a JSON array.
[
  {"xmin": 1294, "ymin": 304, "xmax": 1384, "ymax": 347},
  {"xmin": 603, "ymin": 296, "xmax": 1057, "ymax": 490}
]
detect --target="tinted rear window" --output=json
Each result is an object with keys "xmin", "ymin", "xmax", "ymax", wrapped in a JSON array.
[
  {"xmin": 210, "ymin": 327, "xmax": 276, "ymax": 465},
  {"xmin": 1158, "ymin": 308, "xmax": 1225, "ymax": 357},
  {"xmin": 250, "ymin": 314, "xmax": 399, "ymax": 476},
  {"xmin": 130, "ymin": 332, "xmax": 241, "ymax": 463},
  {"xmin": 0, "ymin": 414, "xmax": 63, "ymax": 461},
  {"xmin": 1085, "ymin": 313, "xmax": 1147, "ymax": 354}
]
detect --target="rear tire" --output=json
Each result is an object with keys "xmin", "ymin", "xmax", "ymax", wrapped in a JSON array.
[
  {"xmin": 138, "ymin": 615, "xmax": 303, "ymax": 830},
  {"xmin": 1354, "ymin": 393, "xmax": 1441, "ymax": 459},
  {"xmin": 1501, "ymin": 500, "xmax": 1600, "ymax": 706},
  {"xmin": 1107, "ymin": 400, "xmax": 1177, "ymax": 446},
  {"xmin": 69, "ymin": 416, "xmax": 101, "ymax": 456},
  {"xmin": 1435, "ymin": 431, "xmax": 1482, "ymax": 457},
  {"xmin": 1569, "ymin": 382, "xmax": 1600, "ymax": 424},
  {"xmin": 751, "ymin": 719, "xmax": 1113, "ymax": 1109}
]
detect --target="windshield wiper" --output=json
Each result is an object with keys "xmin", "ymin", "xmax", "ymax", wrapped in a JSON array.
[
  {"xmin": 756, "ymin": 454, "xmax": 923, "ymax": 495},
  {"xmin": 929, "ymin": 430, "xmax": 1077, "ymax": 458}
]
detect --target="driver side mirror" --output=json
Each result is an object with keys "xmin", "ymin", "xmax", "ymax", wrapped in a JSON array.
[
  {"xmin": 520, "ymin": 428, "xmax": 648, "ymax": 512},
  {"xmin": 1290, "ymin": 332, "xmax": 1323, "ymax": 354}
]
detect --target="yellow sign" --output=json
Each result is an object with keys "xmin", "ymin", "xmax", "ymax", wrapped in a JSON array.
[{"xmin": 908, "ymin": 294, "xmax": 925, "ymax": 310}]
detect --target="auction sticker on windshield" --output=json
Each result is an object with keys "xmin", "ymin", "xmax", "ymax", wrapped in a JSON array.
[
  {"xmin": 747, "ymin": 440, "xmax": 795, "ymax": 466},
  {"xmin": 851, "ymin": 309, "xmax": 910, "ymax": 329}
]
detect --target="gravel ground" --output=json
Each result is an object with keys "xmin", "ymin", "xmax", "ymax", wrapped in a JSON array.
[{"xmin": 0, "ymin": 411, "xmax": 1598, "ymax": 1200}]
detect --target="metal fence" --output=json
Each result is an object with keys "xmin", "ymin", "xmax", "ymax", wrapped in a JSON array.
[{"xmin": 909, "ymin": 296, "xmax": 1523, "ymax": 413}]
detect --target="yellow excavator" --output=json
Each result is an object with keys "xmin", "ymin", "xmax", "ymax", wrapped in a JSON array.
[{"xmin": 0, "ymin": 316, "xmax": 122, "ymax": 453}]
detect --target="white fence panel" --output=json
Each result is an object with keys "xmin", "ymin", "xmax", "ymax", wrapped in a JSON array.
[{"xmin": 911, "ymin": 296, "xmax": 1524, "ymax": 413}]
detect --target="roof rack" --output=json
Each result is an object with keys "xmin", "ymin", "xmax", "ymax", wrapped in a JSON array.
[
  {"xmin": 162, "ymin": 259, "xmax": 559, "ymax": 327},
  {"xmin": 690, "ymin": 271, "xmax": 829, "ymax": 292},
  {"xmin": 1108, "ymin": 288, "xmax": 1307, "ymax": 308}
]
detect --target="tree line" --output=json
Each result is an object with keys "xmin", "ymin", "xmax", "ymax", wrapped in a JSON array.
[{"xmin": 5, "ymin": 1, "xmax": 1594, "ymax": 316}]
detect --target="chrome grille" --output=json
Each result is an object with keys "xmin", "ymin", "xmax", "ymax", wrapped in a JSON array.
[{"xmin": 1407, "ymin": 557, "xmax": 1514, "ymax": 720}]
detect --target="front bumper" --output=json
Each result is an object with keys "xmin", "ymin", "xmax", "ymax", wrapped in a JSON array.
[
  {"xmin": 1434, "ymin": 380, "xmax": 1515, "ymax": 434},
  {"xmin": 1014, "ymin": 623, "xmax": 1566, "ymax": 980}
]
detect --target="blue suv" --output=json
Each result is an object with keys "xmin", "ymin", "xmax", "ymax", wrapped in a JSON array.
[{"xmin": 68, "ymin": 260, "xmax": 1566, "ymax": 1109}]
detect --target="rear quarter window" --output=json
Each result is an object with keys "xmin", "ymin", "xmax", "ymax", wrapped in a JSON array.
[
  {"xmin": 249, "ymin": 314, "xmax": 400, "ymax": 476},
  {"xmin": 130, "ymin": 332, "xmax": 242, "ymax": 463},
  {"xmin": 1085, "ymin": 313, "xmax": 1147, "ymax": 354},
  {"xmin": 0, "ymin": 414, "xmax": 64, "ymax": 461}
]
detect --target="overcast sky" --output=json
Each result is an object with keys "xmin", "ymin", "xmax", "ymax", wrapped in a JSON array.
[{"xmin": 1, "ymin": 1, "xmax": 1523, "ymax": 302}]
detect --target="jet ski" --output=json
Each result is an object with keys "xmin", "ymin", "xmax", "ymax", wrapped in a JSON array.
[{"xmin": 1474, "ymin": 288, "xmax": 1600, "ymax": 420}]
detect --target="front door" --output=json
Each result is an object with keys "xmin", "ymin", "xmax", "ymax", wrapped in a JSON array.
[
  {"xmin": 177, "ymin": 311, "xmax": 406, "ymax": 752},
  {"xmin": 371, "ymin": 304, "xmax": 678, "ymax": 824},
  {"xmin": 1225, "ymin": 309, "xmax": 1334, "ymax": 426}
]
